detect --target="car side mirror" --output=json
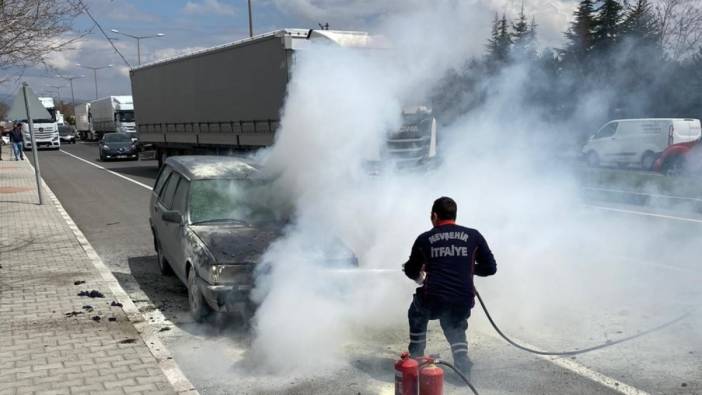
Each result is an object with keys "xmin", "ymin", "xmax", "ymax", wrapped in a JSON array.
[{"xmin": 162, "ymin": 210, "xmax": 183, "ymax": 225}]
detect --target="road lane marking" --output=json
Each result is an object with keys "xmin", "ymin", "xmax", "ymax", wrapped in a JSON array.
[
  {"xmin": 24, "ymin": 156, "xmax": 197, "ymax": 394},
  {"xmin": 60, "ymin": 149, "xmax": 153, "ymax": 191},
  {"xmin": 478, "ymin": 322, "xmax": 652, "ymax": 395},
  {"xmin": 587, "ymin": 205, "xmax": 702, "ymax": 224},
  {"xmin": 584, "ymin": 186, "xmax": 702, "ymax": 203}
]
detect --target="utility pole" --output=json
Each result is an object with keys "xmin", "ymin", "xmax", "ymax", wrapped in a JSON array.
[
  {"xmin": 248, "ymin": 0, "xmax": 253, "ymax": 37},
  {"xmin": 22, "ymin": 82, "xmax": 43, "ymax": 205}
]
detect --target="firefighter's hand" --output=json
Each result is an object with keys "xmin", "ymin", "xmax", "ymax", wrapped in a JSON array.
[{"xmin": 415, "ymin": 266, "xmax": 426, "ymax": 285}]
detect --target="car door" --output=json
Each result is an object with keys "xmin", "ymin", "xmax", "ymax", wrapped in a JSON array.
[
  {"xmin": 167, "ymin": 177, "xmax": 191, "ymax": 280},
  {"xmin": 597, "ymin": 122, "xmax": 619, "ymax": 162},
  {"xmin": 156, "ymin": 172, "xmax": 182, "ymax": 278}
]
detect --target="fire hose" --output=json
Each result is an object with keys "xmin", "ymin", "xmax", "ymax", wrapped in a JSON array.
[
  {"xmin": 351, "ymin": 269, "xmax": 692, "ymax": 394},
  {"xmin": 422, "ymin": 291, "xmax": 691, "ymax": 395},
  {"xmin": 474, "ymin": 289, "xmax": 692, "ymax": 356}
]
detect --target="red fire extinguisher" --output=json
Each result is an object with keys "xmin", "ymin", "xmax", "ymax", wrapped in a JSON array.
[
  {"xmin": 419, "ymin": 358, "xmax": 444, "ymax": 395},
  {"xmin": 395, "ymin": 352, "xmax": 418, "ymax": 395}
]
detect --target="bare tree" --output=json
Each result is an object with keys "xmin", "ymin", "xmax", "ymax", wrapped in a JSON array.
[
  {"xmin": 655, "ymin": 0, "xmax": 702, "ymax": 59},
  {"xmin": 0, "ymin": 0, "xmax": 83, "ymax": 69}
]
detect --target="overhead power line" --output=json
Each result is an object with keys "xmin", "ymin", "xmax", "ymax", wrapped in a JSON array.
[{"xmin": 78, "ymin": 0, "xmax": 132, "ymax": 68}]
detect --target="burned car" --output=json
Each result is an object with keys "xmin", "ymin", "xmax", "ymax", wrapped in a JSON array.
[{"xmin": 150, "ymin": 156, "xmax": 355, "ymax": 322}]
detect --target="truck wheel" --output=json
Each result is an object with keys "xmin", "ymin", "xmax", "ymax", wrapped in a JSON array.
[
  {"xmin": 664, "ymin": 156, "xmax": 686, "ymax": 176},
  {"xmin": 187, "ymin": 268, "xmax": 211, "ymax": 322},
  {"xmin": 586, "ymin": 151, "xmax": 599, "ymax": 167},
  {"xmin": 641, "ymin": 152, "xmax": 657, "ymax": 170}
]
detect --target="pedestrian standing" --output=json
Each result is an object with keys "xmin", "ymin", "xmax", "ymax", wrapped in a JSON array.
[
  {"xmin": 9, "ymin": 123, "xmax": 25, "ymax": 161},
  {"xmin": 403, "ymin": 196, "xmax": 497, "ymax": 375}
]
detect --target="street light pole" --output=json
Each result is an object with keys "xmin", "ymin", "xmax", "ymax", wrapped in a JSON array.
[
  {"xmin": 248, "ymin": 0, "xmax": 253, "ymax": 37},
  {"xmin": 110, "ymin": 29, "xmax": 165, "ymax": 66},
  {"xmin": 77, "ymin": 64, "xmax": 112, "ymax": 99},
  {"xmin": 47, "ymin": 85, "xmax": 65, "ymax": 103},
  {"xmin": 57, "ymin": 75, "xmax": 85, "ymax": 109}
]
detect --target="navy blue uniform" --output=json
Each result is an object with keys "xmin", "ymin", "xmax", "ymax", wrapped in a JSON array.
[{"xmin": 403, "ymin": 222, "xmax": 496, "ymax": 368}]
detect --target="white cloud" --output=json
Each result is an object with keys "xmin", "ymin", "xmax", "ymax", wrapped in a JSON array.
[{"xmin": 183, "ymin": 0, "xmax": 236, "ymax": 17}]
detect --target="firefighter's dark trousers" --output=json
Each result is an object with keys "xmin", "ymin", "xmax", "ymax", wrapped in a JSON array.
[{"xmin": 408, "ymin": 294, "xmax": 472, "ymax": 369}]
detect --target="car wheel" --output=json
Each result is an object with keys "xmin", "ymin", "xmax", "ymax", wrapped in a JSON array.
[
  {"xmin": 641, "ymin": 152, "xmax": 657, "ymax": 171},
  {"xmin": 664, "ymin": 155, "xmax": 686, "ymax": 177},
  {"xmin": 586, "ymin": 151, "xmax": 600, "ymax": 167},
  {"xmin": 155, "ymin": 238, "xmax": 173, "ymax": 276},
  {"xmin": 187, "ymin": 268, "xmax": 211, "ymax": 322}
]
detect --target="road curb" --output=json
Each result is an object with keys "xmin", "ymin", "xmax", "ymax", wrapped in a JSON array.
[{"xmin": 25, "ymin": 157, "xmax": 199, "ymax": 395}]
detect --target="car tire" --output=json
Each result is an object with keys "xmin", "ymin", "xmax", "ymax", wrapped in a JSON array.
[
  {"xmin": 188, "ymin": 268, "xmax": 211, "ymax": 323},
  {"xmin": 641, "ymin": 152, "xmax": 657, "ymax": 171},
  {"xmin": 155, "ymin": 238, "xmax": 173, "ymax": 276},
  {"xmin": 586, "ymin": 151, "xmax": 600, "ymax": 167},
  {"xmin": 664, "ymin": 155, "xmax": 686, "ymax": 177}
]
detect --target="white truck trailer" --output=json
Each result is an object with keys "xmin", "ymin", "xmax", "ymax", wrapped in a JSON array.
[
  {"xmin": 89, "ymin": 96, "xmax": 136, "ymax": 141},
  {"xmin": 74, "ymin": 103, "xmax": 92, "ymax": 140},
  {"xmin": 20, "ymin": 97, "xmax": 60, "ymax": 150},
  {"xmin": 130, "ymin": 29, "xmax": 438, "ymax": 168}
]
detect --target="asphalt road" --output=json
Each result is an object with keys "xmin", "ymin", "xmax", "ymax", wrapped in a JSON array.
[{"xmin": 28, "ymin": 142, "xmax": 701, "ymax": 395}]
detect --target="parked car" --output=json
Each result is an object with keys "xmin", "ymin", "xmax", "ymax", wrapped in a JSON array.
[
  {"xmin": 98, "ymin": 132, "xmax": 138, "ymax": 161},
  {"xmin": 654, "ymin": 139, "xmax": 702, "ymax": 175},
  {"xmin": 582, "ymin": 118, "xmax": 702, "ymax": 170},
  {"xmin": 150, "ymin": 156, "xmax": 356, "ymax": 322},
  {"xmin": 58, "ymin": 125, "xmax": 77, "ymax": 144}
]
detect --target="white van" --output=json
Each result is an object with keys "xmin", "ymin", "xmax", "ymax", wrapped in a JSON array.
[{"xmin": 582, "ymin": 118, "xmax": 702, "ymax": 169}]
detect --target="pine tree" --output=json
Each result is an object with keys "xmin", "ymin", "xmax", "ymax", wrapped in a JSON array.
[
  {"xmin": 622, "ymin": 0, "xmax": 659, "ymax": 44},
  {"xmin": 563, "ymin": 0, "xmax": 595, "ymax": 62},
  {"xmin": 486, "ymin": 13, "xmax": 501, "ymax": 60},
  {"xmin": 486, "ymin": 13, "xmax": 512, "ymax": 65},
  {"xmin": 512, "ymin": 3, "xmax": 535, "ymax": 59},
  {"xmin": 592, "ymin": 0, "xmax": 624, "ymax": 52},
  {"xmin": 512, "ymin": 3, "xmax": 529, "ymax": 44},
  {"xmin": 497, "ymin": 14, "xmax": 512, "ymax": 61}
]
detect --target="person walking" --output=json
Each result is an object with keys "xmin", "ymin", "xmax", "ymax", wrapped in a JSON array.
[
  {"xmin": 403, "ymin": 196, "xmax": 497, "ymax": 374},
  {"xmin": 9, "ymin": 123, "xmax": 25, "ymax": 161}
]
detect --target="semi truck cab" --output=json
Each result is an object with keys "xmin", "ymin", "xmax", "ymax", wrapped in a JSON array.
[
  {"xmin": 21, "ymin": 97, "xmax": 60, "ymax": 150},
  {"xmin": 115, "ymin": 109, "xmax": 136, "ymax": 140}
]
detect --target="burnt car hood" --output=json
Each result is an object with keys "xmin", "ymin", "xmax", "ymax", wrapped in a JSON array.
[{"xmin": 190, "ymin": 223, "xmax": 281, "ymax": 264}]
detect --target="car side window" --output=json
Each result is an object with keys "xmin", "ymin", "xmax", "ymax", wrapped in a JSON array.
[
  {"xmin": 154, "ymin": 166, "xmax": 172, "ymax": 195},
  {"xmin": 172, "ymin": 179, "xmax": 190, "ymax": 216},
  {"xmin": 159, "ymin": 173, "xmax": 181, "ymax": 209}
]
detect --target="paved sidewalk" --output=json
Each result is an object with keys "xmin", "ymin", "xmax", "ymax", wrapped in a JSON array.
[{"xmin": 0, "ymin": 147, "xmax": 194, "ymax": 395}]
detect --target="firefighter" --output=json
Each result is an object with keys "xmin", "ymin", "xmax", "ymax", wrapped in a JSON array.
[{"xmin": 403, "ymin": 196, "xmax": 497, "ymax": 374}]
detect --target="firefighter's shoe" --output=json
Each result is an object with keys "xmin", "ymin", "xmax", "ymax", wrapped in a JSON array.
[{"xmin": 453, "ymin": 356, "xmax": 473, "ymax": 379}]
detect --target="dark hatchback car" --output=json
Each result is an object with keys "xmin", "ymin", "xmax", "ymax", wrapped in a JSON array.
[
  {"xmin": 151, "ymin": 156, "xmax": 358, "ymax": 322},
  {"xmin": 99, "ymin": 132, "xmax": 138, "ymax": 161}
]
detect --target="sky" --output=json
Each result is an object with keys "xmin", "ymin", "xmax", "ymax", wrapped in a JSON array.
[{"xmin": 0, "ymin": 0, "xmax": 578, "ymax": 104}]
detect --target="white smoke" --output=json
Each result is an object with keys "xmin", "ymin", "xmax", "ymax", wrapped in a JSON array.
[{"xmin": 247, "ymin": 0, "xmax": 700, "ymax": 377}]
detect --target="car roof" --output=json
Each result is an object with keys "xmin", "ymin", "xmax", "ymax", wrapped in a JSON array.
[{"xmin": 164, "ymin": 155, "xmax": 260, "ymax": 180}]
